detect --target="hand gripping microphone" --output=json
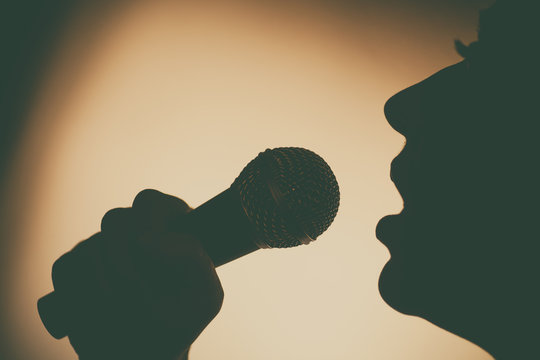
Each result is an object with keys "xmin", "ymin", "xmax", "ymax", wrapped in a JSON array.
[{"xmin": 38, "ymin": 147, "xmax": 340, "ymax": 339}]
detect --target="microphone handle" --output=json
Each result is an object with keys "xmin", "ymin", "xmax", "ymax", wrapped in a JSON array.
[
  {"xmin": 38, "ymin": 187, "xmax": 261, "ymax": 340},
  {"xmin": 182, "ymin": 186, "xmax": 261, "ymax": 267}
]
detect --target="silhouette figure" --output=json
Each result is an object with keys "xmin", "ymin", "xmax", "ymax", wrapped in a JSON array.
[{"xmin": 376, "ymin": 1, "xmax": 538, "ymax": 358}]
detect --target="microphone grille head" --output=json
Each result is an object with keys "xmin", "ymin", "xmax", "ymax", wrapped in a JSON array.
[{"xmin": 232, "ymin": 147, "xmax": 340, "ymax": 248}]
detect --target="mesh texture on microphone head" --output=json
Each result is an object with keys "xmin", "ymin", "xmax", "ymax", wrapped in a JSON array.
[{"xmin": 231, "ymin": 147, "xmax": 340, "ymax": 248}]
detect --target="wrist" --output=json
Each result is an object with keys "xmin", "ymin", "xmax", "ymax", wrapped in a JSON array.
[{"xmin": 177, "ymin": 347, "xmax": 190, "ymax": 360}]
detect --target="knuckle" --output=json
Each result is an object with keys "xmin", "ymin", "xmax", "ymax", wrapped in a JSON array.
[
  {"xmin": 51, "ymin": 252, "xmax": 77, "ymax": 292},
  {"xmin": 132, "ymin": 189, "xmax": 162, "ymax": 209},
  {"xmin": 163, "ymin": 194, "xmax": 191, "ymax": 214},
  {"xmin": 100, "ymin": 207, "xmax": 129, "ymax": 232},
  {"xmin": 211, "ymin": 282, "xmax": 224, "ymax": 315},
  {"xmin": 133, "ymin": 189, "xmax": 191, "ymax": 216},
  {"xmin": 200, "ymin": 278, "xmax": 224, "ymax": 321}
]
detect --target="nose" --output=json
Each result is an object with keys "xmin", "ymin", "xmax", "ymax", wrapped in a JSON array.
[
  {"xmin": 384, "ymin": 90, "xmax": 409, "ymax": 136},
  {"xmin": 384, "ymin": 62, "xmax": 467, "ymax": 137},
  {"xmin": 384, "ymin": 81, "xmax": 432, "ymax": 137}
]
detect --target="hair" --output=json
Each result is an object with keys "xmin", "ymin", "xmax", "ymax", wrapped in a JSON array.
[{"xmin": 455, "ymin": 0, "xmax": 538, "ymax": 65}]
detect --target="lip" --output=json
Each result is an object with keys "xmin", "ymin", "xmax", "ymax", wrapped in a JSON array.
[
  {"xmin": 378, "ymin": 143, "xmax": 410, "ymax": 250},
  {"xmin": 376, "ymin": 214, "xmax": 402, "ymax": 249}
]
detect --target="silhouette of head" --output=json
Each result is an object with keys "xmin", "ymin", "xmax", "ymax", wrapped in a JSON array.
[{"xmin": 376, "ymin": 1, "xmax": 539, "ymax": 357}]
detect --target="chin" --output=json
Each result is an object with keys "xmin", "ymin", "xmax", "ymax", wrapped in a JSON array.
[
  {"xmin": 378, "ymin": 259, "xmax": 422, "ymax": 317},
  {"xmin": 378, "ymin": 259, "xmax": 454, "ymax": 328}
]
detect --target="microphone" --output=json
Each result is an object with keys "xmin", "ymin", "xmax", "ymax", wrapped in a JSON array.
[
  {"xmin": 38, "ymin": 147, "xmax": 340, "ymax": 339},
  {"xmin": 184, "ymin": 147, "xmax": 340, "ymax": 266}
]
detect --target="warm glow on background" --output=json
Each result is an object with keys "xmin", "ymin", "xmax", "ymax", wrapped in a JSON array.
[{"xmin": 3, "ymin": 0, "xmax": 494, "ymax": 359}]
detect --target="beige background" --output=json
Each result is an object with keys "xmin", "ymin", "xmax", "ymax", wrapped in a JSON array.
[{"xmin": 3, "ymin": 0, "xmax": 494, "ymax": 358}]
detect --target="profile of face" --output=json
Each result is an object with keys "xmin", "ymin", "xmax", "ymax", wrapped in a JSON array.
[{"xmin": 376, "ymin": 57, "xmax": 539, "ymax": 357}]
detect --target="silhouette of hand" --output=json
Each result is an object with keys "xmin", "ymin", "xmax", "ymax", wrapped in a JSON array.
[{"xmin": 51, "ymin": 189, "xmax": 223, "ymax": 360}]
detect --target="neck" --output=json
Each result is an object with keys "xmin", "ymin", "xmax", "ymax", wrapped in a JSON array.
[{"xmin": 451, "ymin": 317, "xmax": 536, "ymax": 359}]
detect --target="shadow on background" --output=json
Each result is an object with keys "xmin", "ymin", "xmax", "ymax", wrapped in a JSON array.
[{"xmin": 1, "ymin": 3, "xmax": 126, "ymax": 358}]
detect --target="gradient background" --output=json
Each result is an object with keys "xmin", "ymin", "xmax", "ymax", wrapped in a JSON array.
[{"xmin": 0, "ymin": 0, "xmax": 494, "ymax": 359}]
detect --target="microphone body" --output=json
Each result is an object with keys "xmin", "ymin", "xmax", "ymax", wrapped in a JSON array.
[{"xmin": 184, "ymin": 187, "xmax": 261, "ymax": 267}]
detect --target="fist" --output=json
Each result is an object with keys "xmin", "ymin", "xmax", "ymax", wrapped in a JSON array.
[{"xmin": 50, "ymin": 190, "xmax": 223, "ymax": 360}]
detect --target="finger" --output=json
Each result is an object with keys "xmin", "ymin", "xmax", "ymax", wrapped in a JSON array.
[
  {"xmin": 101, "ymin": 207, "xmax": 135, "ymax": 233},
  {"xmin": 132, "ymin": 189, "xmax": 192, "ymax": 231},
  {"xmin": 137, "ymin": 231, "xmax": 223, "ymax": 309},
  {"xmin": 52, "ymin": 234, "xmax": 108, "ymax": 340},
  {"xmin": 130, "ymin": 231, "xmax": 223, "ymax": 351},
  {"xmin": 52, "ymin": 234, "xmax": 105, "ymax": 294},
  {"xmin": 51, "ymin": 252, "xmax": 80, "ymax": 295},
  {"xmin": 132, "ymin": 189, "xmax": 191, "ymax": 216}
]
